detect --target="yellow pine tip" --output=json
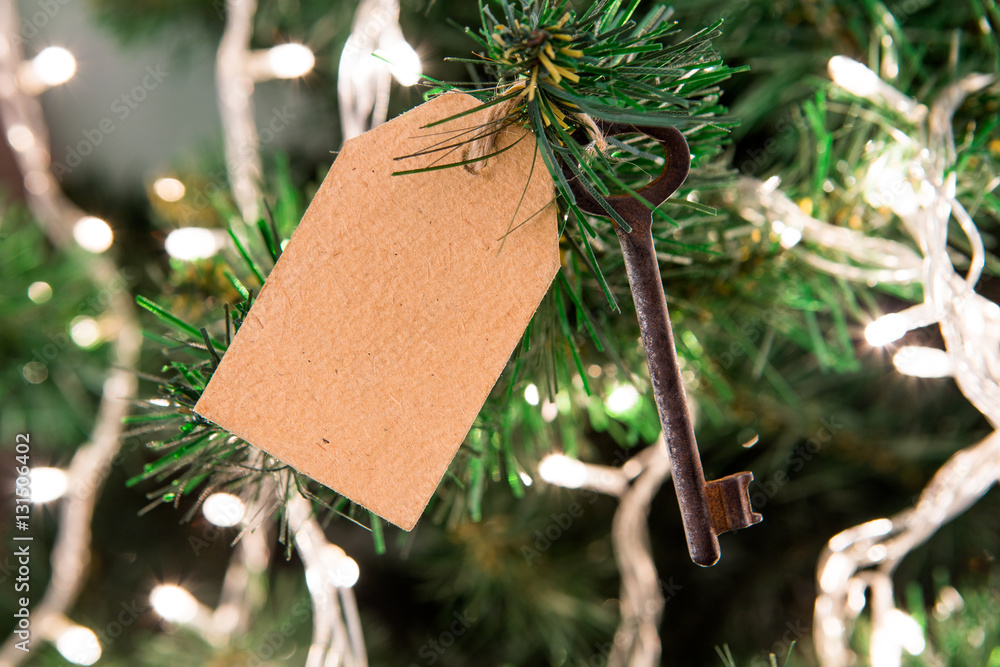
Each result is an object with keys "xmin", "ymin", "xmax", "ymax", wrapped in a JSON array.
[
  {"xmin": 555, "ymin": 65, "xmax": 580, "ymax": 83},
  {"xmin": 539, "ymin": 53, "xmax": 562, "ymax": 83},
  {"xmin": 550, "ymin": 103, "xmax": 570, "ymax": 130}
]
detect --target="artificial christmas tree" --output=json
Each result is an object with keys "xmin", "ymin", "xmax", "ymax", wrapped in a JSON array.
[{"xmin": 2, "ymin": 0, "xmax": 998, "ymax": 665}]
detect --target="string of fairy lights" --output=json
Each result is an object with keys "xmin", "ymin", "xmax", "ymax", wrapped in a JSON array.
[
  {"xmin": 0, "ymin": 2, "xmax": 140, "ymax": 665},
  {"xmin": 739, "ymin": 55, "xmax": 998, "ymax": 666},
  {"xmin": 338, "ymin": 0, "xmax": 422, "ymax": 141},
  {"xmin": 169, "ymin": 0, "xmax": 420, "ymax": 260},
  {"xmin": 538, "ymin": 49, "xmax": 998, "ymax": 667},
  {"xmin": 4, "ymin": 1, "xmax": 998, "ymax": 665},
  {"xmin": 539, "ymin": 440, "xmax": 673, "ymax": 667},
  {"xmin": 0, "ymin": 1, "xmax": 418, "ymax": 665},
  {"xmin": 216, "ymin": 0, "xmax": 314, "ymax": 225}
]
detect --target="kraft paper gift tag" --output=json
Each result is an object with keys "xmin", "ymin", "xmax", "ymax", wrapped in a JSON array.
[{"xmin": 195, "ymin": 93, "xmax": 559, "ymax": 530}]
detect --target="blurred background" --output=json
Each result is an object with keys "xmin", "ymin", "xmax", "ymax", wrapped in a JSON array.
[{"xmin": 1, "ymin": 0, "xmax": 999, "ymax": 665}]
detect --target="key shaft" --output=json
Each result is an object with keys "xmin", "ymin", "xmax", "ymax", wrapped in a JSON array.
[
  {"xmin": 616, "ymin": 219, "xmax": 720, "ymax": 565},
  {"xmin": 562, "ymin": 122, "xmax": 761, "ymax": 566}
]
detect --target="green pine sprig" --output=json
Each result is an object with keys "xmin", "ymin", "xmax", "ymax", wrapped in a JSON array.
[{"xmin": 404, "ymin": 0, "xmax": 746, "ymax": 309}]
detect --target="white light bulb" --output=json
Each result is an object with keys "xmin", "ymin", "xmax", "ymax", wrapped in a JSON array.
[
  {"xmin": 892, "ymin": 346, "xmax": 952, "ymax": 378},
  {"xmin": 606, "ymin": 384, "xmax": 640, "ymax": 414},
  {"xmin": 821, "ymin": 615, "xmax": 845, "ymax": 639},
  {"xmin": 819, "ymin": 552, "xmax": 853, "ymax": 594},
  {"xmin": 772, "ymin": 220, "xmax": 804, "ymax": 249},
  {"xmin": 869, "ymin": 631, "xmax": 900, "ymax": 667},
  {"xmin": 519, "ymin": 471, "xmax": 533, "ymax": 487},
  {"xmin": 73, "ymin": 217, "xmax": 113, "ymax": 253},
  {"xmin": 151, "ymin": 585, "xmax": 200, "ymax": 624},
  {"xmin": 332, "ymin": 556, "xmax": 360, "ymax": 588},
  {"xmin": 828, "ymin": 518, "xmax": 894, "ymax": 552},
  {"xmin": 828, "ymin": 56, "xmax": 880, "ymax": 98},
  {"xmin": 886, "ymin": 609, "xmax": 925, "ymax": 655},
  {"xmin": 376, "ymin": 39, "xmax": 422, "ymax": 87},
  {"xmin": 266, "ymin": 43, "xmax": 315, "ymax": 79},
  {"xmin": 538, "ymin": 454, "xmax": 587, "ymax": 489},
  {"xmin": 760, "ymin": 175, "xmax": 781, "ymax": 193},
  {"xmin": 28, "ymin": 281, "xmax": 52, "ymax": 304},
  {"xmin": 54, "ymin": 625, "xmax": 101, "ymax": 665},
  {"xmin": 7, "ymin": 124, "xmax": 34, "ymax": 152},
  {"xmin": 524, "ymin": 383, "xmax": 540, "ymax": 406},
  {"xmin": 165, "ymin": 227, "xmax": 223, "ymax": 261},
  {"xmin": 865, "ymin": 313, "xmax": 908, "ymax": 347},
  {"xmin": 202, "ymin": 492, "xmax": 245, "ymax": 527},
  {"xmin": 865, "ymin": 154, "xmax": 918, "ymax": 217},
  {"xmin": 828, "ymin": 55, "xmax": 925, "ymax": 120},
  {"xmin": 934, "ymin": 586, "xmax": 964, "ymax": 619},
  {"xmin": 323, "ymin": 546, "xmax": 359, "ymax": 588},
  {"xmin": 32, "ymin": 47, "xmax": 77, "ymax": 87},
  {"xmin": 846, "ymin": 578, "xmax": 867, "ymax": 614},
  {"xmin": 866, "ymin": 544, "xmax": 888, "ymax": 563},
  {"xmin": 153, "ymin": 177, "xmax": 186, "ymax": 202},
  {"xmin": 540, "ymin": 400, "xmax": 558, "ymax": 422},
  {"xmin": 70, "ymin": 316, "xmax": 101, "ymax": 348},
  {"xmin": 31, "ymin": 467, "xmax": 68, "ymax": 503},
  {"xmin": 779, "ymin": 226, "xmax": 802, "ymax": 249}
]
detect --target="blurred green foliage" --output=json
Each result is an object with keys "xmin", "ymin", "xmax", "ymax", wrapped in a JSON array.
[{"xmin": 4, "ymin": 0, "xmax": 1000, "ymax": 665}]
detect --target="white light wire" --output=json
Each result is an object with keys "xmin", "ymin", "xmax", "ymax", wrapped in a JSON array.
[
  {"xmin": 0, "ymin": 7, "xmax": 93, "ymax": 247},
  {"xmin": 215, "ymin": 1, "xmax": 314, "ymax": 224},
  {"xmin": 0, "ymin": 1, "xmax": 365, "ymax": 663},
  {"xmin": 206, "ymin": 512, "xmax": 271, "ymax": 645},
  {"xmin": 540, "ymin": 437, "xmax": 672, "ymax": 667},
  {"xmin": 145, "ymin": 470, "xmax": 366, "ymax": 667},
  {"xmin": 814, "ymin": 430, "xmax": 1000, "ymax": 666},
  {"xmin": 286, "ymin": 490, "xmax": 367, "ymax": 667},
  {"xmin": 216, "ymin": 0, "xmax": 264, "ymax": 224},
  {"xmin": 736, "ymin": 177, "xmax": 925, "ymax": 286},
  {"xmin": 0, "ymin": 4, "xmax": 141, "ymax": 666},
  {"xmin": 339, "ymin": 0, "xmax": 396, "ymax": 141},
  {"xmin": 738, "ymin": 57, "xmax": 998, "ymax": 666},
  {"xmin": 338, "ymin": 0, "xmax": 420, "ymax": 141}
]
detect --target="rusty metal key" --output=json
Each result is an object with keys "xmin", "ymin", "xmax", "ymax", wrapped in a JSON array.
[{"xmin": 563, "ymin": 122, "xmax": 762, "ymax": 566}]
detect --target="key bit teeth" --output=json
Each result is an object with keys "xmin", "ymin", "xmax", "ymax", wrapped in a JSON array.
[{"xmin": 705, "ymin": 472, "xmax": 763, "ymax": 536}]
